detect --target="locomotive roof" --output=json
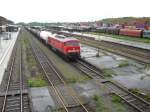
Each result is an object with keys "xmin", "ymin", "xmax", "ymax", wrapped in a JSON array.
[{"xmin": 50, "ymin": 34, "xmax": 79, "ymax": 42}]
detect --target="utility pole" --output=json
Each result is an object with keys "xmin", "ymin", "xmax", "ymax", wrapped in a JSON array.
[{"xmin": 96, "ymin": 37, "xmax": 102, "ymax": 57}]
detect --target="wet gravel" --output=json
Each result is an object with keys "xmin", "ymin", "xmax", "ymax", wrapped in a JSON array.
[
  {"xmin": 80, "ymin": 44, "xmax": 150, "ymax": 91},
  {"xmin": 25, "ymin": 30, "xmax": 138, "ymax": 112}
]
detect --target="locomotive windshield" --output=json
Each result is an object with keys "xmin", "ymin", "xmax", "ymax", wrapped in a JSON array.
[{"xmin": 64, "ymin": 41, "xmax": 79, "ymax": 46}]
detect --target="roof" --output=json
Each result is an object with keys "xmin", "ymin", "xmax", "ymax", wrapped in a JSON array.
[{"xmin": 50, "ymin": 34, "xmax": 79, "ymax": 43}]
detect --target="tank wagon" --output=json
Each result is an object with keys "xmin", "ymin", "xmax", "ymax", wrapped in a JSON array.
[{"xmin": 28, "ymin": 28, "xmax": 80, "ymax": 60}]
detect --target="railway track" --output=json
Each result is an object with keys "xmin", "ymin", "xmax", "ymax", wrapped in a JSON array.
[
  {"xmin": 72, "ymin": 59, "xmax": 105, "ymax": 79},
  {"xmin": 80, "ymin": 38, "xmax": 150, "ymax": 64},
  {"xmin": 28, "ymin": 28, "xmax": 150, "ymax": 112},
  {"xmin": 0, "ymin": 37, "xmax": 30, "ymax": 112},
  {"xmin": 72, "ymin": 58, "xmax": 150, "ymax": 112},
  {"xmin": 103, "ymin": 81, "xmax": 150, "ymax": 112},
  {"xmin": 51, "ymin": 30, "xmax": 150, "ymax": 64},
  {"xmin": 27, "ymin": 30, "xmax": 92, "ymax": 112}
]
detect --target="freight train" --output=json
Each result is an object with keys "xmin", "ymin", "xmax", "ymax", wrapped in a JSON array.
[
  {"xmin": 28, "ymin": 28, "xmax": 80, "ymax": 60},
  {"xmin": 56, "ymin": 26, "xmax": 150, "ymax": 39},
  {"xmin": 93, "ymin": 27, "xmax": 150, "ymax": 38}
]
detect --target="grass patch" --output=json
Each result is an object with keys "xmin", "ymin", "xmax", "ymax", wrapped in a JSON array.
[
  {"xmin": 93, "ymin": 94, "xmax": 108, "ymax": 112},
  {"xmin": 66, "ymin": 73, "xmax": 89, "ymax": 83},
  {"xmin": 84, "ymin": 32, "xmax": 150, "ymax": 44},
  {"xmin": 28, "ymin": 74, "xmax": 47, "ymax": 87},
  {"xmin": 20, "ymin": 31, "xmax": 30, "ymax": 46},
  {"xmin": 27, "ymin": 55, "xmax": 37, "ymax": 68},
  {"xmin": 101, "ymin": 69, "xmax": 117, "ymax": 77},
  {"xmin": 111, "ymin": 94, "xmax": 127, "ymax": 112},
  {"xmin": 111, "ymin": 95, "xmax": 122, "ymax": 103},
  {"xmin": 21, "ymin": 31, "xmax": 47, "ymax": 87},
  {"xmin": 118, "ymin": 60, "xmax": 129, "ymax": 68},
  {"xmin": 46, "ymin": 105, "xmax": 66, "ymax": 112},
  {"xmin": 55, "ymin": 59, "xmax": 89, "ymax": 83},
  {"xmin": 140, "ymin": 75, "xmax": 147, "ymax": 80},
  {"xmin": 144, "ymin": 64, "xmax": 150, "ymax": 69},
  {"xmin": 20, "ymin": 32, "xmax": 37, "ymax": 68}
]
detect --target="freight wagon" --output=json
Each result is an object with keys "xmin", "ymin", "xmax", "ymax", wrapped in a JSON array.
[
  {"xmin": 96, "ymin": 27, "xmax": 107, "ymax": 33},
  {"xmin": 105, "ymin": 27, "xmax": 120, "ymax": 35},
  {"xmin": 47, "ymin": 26, "xmax": 150, "ymax": 40},
  {"xmin": 119, "ymin": 29, "xmax": 142, "ymax": 37},
  {"xmin": 143, "ymin": 30, "xmax": 150, "ymax": 38}
]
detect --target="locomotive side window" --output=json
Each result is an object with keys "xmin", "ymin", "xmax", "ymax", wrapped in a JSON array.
[{"xmin": 64, "ymin": 41, "xmax": 79, "ymax": 46}]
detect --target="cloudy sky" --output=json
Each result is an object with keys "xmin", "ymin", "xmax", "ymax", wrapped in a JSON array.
[{"xmin": 0, "ymin": 0, "xmax": 149, "ymax": 23}]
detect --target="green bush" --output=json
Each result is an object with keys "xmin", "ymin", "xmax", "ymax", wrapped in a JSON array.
[
  {"xmin": 28, "ymin": 75, "xmax": 47, "ymax": 87},
  {"xmin": 93, "ymin": 94, "xmax": 108, "ymax": 112},
  {"xmin": 111, "ymin": 95, "xmax": 121, "ymax": 103},
  {"xmin": 118, "ymin": 60, "xmax": 129, "ymax": 68}
]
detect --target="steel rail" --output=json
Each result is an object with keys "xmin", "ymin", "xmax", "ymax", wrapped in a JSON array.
[
  {"xmin": 28, "ymin": 30, "xmax": 90, "ymax": 112},
  {"xmin": 1, "ymin": 41, "xmax": 18, "ymax": 112}
]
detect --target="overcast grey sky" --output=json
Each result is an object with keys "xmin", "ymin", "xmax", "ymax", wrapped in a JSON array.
[{"xmin": 0, "ymin": 0, "xmax": 149, "ymax": 23}]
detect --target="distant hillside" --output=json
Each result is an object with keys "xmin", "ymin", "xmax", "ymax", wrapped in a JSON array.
[
  {"xmin": 99, "ymin": 17, "xmax": 150, "ymax": 25},
  {"xmin": 0, "ymin": 16, "xmax": 14, "ymax": 25},
  {"xmin": 21, "ymin": 17, "xmax": 150, "ymax": 27},
  {"xmin": 27, "ymin": 22, "xmax": 62, "ymax": 27}
]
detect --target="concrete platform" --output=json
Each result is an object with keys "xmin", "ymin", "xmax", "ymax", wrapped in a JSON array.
[
  {"xmin": 48, "ymin": 84, "xmax": 88, "ymax": 110},
  {"xmin": 73, "ymin": 32, "xmax": 150, "ymax": 50},
  {"xmin": 0, "ymin": 31, "xmax": 20, "ymax": 84},
  {"xmin": 29, "ymin": 87, "xmax": 55, "ymax": 112}
]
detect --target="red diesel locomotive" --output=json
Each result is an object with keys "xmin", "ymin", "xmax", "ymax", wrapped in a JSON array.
[
  {"xmin": 29, "ymin": 28, "xmax": 81, "ymax": 60},
  {"xmin": 47, "ymin": 34, "xmax": 80, "ymax": 59}
]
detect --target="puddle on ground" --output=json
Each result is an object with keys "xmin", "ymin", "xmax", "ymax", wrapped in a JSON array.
[
  {"xmin": 113, "ymin": 74, "xmax": 150, "ymax": 90},
  {"xmin": 80, "ymin": 44, "xmax": 104, "ymax": 58},
  {"xmin": 87, "ymin": 57, "xmax": 120, "ymax": 69},
  {"xmin": 112, "ymin": 66, "xmax": 141, "ymax": 76},
  {"xmin": 81, "ymin": 44, "xmax": 126, "ymax": 69}
]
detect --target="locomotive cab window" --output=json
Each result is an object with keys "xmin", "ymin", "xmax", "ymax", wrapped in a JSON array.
[{"xmin": 64, "ymin": 41, "xmax": 79, "ymax": 46}]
